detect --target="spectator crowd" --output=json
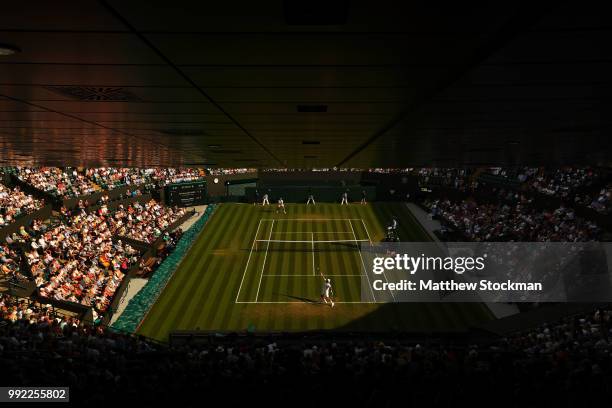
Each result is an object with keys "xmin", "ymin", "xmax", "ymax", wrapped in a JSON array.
[
  {"xmin": 482, "ymin": 167, "xmax": 612, "ymax": 215},
  {"xmin": 527, "ymin": 167, "xmax": 600, "ymax": 198},
  {"xmin": 1, "ymin": 165, "xmax": 611, "ymax": 405},
  {"xmin": 12, "ymin": 167, "xmax": 209, "ymax": 199},
  {"xmin": 0, "ymin": 243, "xmax": 23, "ymax": 280},
  {"xmin": 576, "ymin": 185, "xmax": 612, "ymax": 215},
  {"xmin": 417, "ymin": 168, "xmax": 474, "ymax": 190},
  {"xmin": 425, "ymin": 194, "xmax": 601, "ymax": 242},
  {"xmin": 148, "ymin": 168, "xmax": 206, "ymax": 186},
  {"xmin": 0, "ymin": 184, "xmax": 45, "ymax": 226},
  {"xmin": 85, "ymin": 168, "xmax": 152, "ymax": 190},
  {"xmin": 0, "ymin": 166, "xmax": 200, "ymax": 321},
  {"xmin": 109, "ymin": 200, "xmax": 188, "ymax": 244},
  {"xmin": 0, "ymin": 293, "xmax": 610, "ymax": 405},
  {"xmin": 15, "ymin": 167, "xmax": 100, "ymax": 197},
  {"xmin": 23, "ymin": 211, "xmax": 140, "ymax": 314}
]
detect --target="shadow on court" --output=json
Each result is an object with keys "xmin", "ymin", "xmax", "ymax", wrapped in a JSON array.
[{"xmin": 278, "ymin": 294, "xmax": 320, "ymax": 304}]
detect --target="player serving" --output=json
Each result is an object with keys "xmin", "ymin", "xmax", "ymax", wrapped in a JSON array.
[{"xmin": 320, "ymin": 271, "xmax": 335, "ymax": 308}]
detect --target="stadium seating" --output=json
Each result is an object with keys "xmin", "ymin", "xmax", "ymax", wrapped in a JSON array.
[
  {"xmin": 15, "ymin": 167, "xmax": 100, "ymax": 198},
  {"xmin": 1, "ymin": 166, "xmax": 611, "ymax": 405},
  {"xmin": 0, "ymin": 168, "xmax": 210, "ymax": 323},
  {"xmin": 24, "ymin": 212, "xmax": 140, "ymax": 314},
  {"xmin": 416, "ymin": 166, "xmax": 611, "ymax": 241},
  {"xmin": 109, "ymin": 200, "xmax": 189, "ymax": 244},
  {"xmin": 1, "ymin": 292, "xmax": 611, "ymax": 405},
  {"xmin": 13, "ymin": 167, "xmax": 208, "ymax": 198},
  {"xmin": 417, "ymin": 168, "xmax": 474, "ymax": 190},
  {"xmin": 425, "ymin": 197, "xmax": 601, "ymax": 242},
  {"xmin": 0, "ymin": 184, "xmax": 45, "ymax": 227},
  {"xmin": 0, "ymin": 243, "xmax": 23, "ymax": 279}
]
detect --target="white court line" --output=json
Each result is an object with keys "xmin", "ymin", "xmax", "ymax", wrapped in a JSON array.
[
  {"xmin": 263, "ymin": 274, "xmax": 363, "ymax": 277},
  {"xmin": 360, "ymin": 219, "xmax": 373, "ymax": 245},
  {"xmin": 261, "ymin": 218, "xmax": 363, "ymax": 221},
  {"xmin": 234, "ymin": 218, "xmax": 263, "ymax": 303},
  {"xmin": 270, "ymin": 231, "xmax": 354, "ymax": 234},
  {"xmin": 311, "ymin": 232, "xmax": 315, "ymax": 276},
  {"xmin": 246, "ymin": 217, "xmax": 376, "ymax": 304},
  {"xmin": 255, "ymin": 239, "xmax": 369, "ymax": 243},
  {"xmin": 348, "ymin": 219, "xmax": 377, "ymax": 302},
  {"xmin": 360, "ymin": 219, "xmax": 396, "ymax": 302},
  {"xmin": 236, "ymin": 301, "xmax": 379, "ymax": 304},
  {"xmin": 254, "ymin": 219, "xmax": 275, "ymax": 302}
]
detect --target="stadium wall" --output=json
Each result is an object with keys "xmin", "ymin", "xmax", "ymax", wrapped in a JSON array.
[
  {"xmin": 32, "ymin": 292, "xmax": 94, "ymax": 324},
  {"xmin": 258, "ymin": 170, "xmax": 361, "ymax": 186},
  {"xmin": 86, "ymin": 192, "xmax": 154, "ymax": 214},
  {"xmin": 60, "ymin": 184, "xmax": 144, "ymax": 210},
  {"xmin": 0, "ymin": 204, "xmax": 53, "ymax": 241},
  {"xmin": 205, "ymin": 172, "xmax": 258, "ymax": 196},
  {"xmin": 245, "ymin": 185, "xmax": 377, "ymax": 203},
  {"xmin": 206, "ymin": 171, "xmax": 423, "ymax": 202},
  {"xmin": 100, "ymin": 262, "xmax": 141, "ymax": 326},
  {"xmin": 10, "ymin": 175, "xmax": 56, "ymax": 203}
]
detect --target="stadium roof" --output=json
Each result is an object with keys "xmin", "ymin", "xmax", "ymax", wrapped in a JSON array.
[{"xmin": 0, "ymin": 1, "xmax": 609, "ymax": 168}]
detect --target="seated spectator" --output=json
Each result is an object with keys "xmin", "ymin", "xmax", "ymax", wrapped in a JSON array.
[
  {"xmin": 85, "ymin": 167, "xmax": 150, "ymax": 190},
  {"xmin": 208, "ymin": 168, "xmax": 255, "ymax": 176},
  {"xmin": 588, "ymin": 184, "xmax": 612, "ymax": 214},
  {"xmin": 24, "ymin": 211, "xmax": 139, "ymax": 313},
  {"xmin": 1, "ymin": 297, "xmax": 612, "ymax": 406},
  {"xmin": 0, "ymin": 184, "xmax": 44, "ymax": 227},
  {"xmin": 417, "ymin": 168, "xmax": 472, "ymax": 190},
  {"xmin": 16, "ymin": 167, "xmax": 99, "ymax": 197},
  {"xmin": 529, "ymin": 167, "xmax": 600, "ymax": 198},
  {"xmin": 424, "ymin": 196, "xmax": 601, "ymax": 242},
  {"xmin": 0, "ymin": 244, "xmax": 23, "ymax": 279},
  {"xmin": 109, "ymin": 200, "xmax": 188, "ymax": 244},
  {"xmin": 148, "ymin": 168, "xmax": 207, "ymax": 186}
]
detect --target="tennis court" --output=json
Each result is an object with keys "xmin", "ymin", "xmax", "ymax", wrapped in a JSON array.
[{"xmin": 236, "ymin": 218, "xmax": 376, "ymax": 303}]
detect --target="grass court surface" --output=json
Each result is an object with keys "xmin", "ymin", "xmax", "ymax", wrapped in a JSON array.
[{"xmin": 138, "ymin": 203, "xmax": 493, "ymax": 341}]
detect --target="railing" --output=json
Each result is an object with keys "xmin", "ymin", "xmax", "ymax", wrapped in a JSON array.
[{"xmin": 0, "ymin": 204, "xmax": 53, "ymax": 241}]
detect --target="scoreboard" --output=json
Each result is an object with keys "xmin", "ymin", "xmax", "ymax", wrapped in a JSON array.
[{"xmin": 165, "ymin": 180, "xmax": 207, "ymax": 207}]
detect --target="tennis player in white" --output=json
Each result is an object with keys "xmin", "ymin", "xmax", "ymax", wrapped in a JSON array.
[
  {"xmin": 276, "ymin": 197, "xmax": 286, "ymax": 214},
  {"xmin": 307, "ymin": 194, "xmax": 315, "ymax": 205},
  {"xmin": 320, "ymin": 272, "xmax": 335, "ymax": 307},
  {"xmin": 340, "ymin": 191, "xmax": 348, "ymax": 205},
  {"xmin": 262, "ymin": 193, "xmax": 270, "ymax": 205}
]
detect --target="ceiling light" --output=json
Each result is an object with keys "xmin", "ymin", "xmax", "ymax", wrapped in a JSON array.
[{"xmin": 0, "ymin": 43, "xmax": 21, "ymax": 56}]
